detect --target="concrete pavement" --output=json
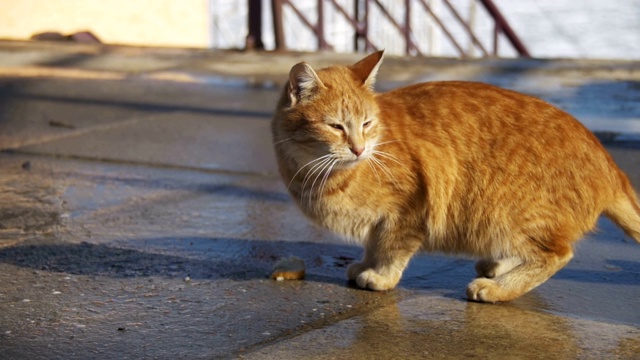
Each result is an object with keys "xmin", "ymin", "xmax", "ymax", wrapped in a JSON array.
[{"xmin": 0, "ymin": 40, "xmax": 639, "ymax": 359}]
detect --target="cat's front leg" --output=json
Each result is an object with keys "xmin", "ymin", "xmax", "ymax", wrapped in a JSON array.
[{"xmin": 347, "ymin": 235, "xmax": 420, "ymax": 291}]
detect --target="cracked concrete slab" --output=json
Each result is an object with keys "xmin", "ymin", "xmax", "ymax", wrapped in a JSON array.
[{"xmin": 17, "ymin": 112, "xmax": 276, "ymax": 175}]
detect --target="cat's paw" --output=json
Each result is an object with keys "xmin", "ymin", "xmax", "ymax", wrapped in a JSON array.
[
  {"xmin": 466, "ymin": 278, "xmax": 503, "ymax": 303},
  {"xmin": 347, "ymin": 263, "xmax": 402, "ymax": 291},
  {"xmin": 355, "ymin": 269, "xmax": 398, "ymax": 291}
]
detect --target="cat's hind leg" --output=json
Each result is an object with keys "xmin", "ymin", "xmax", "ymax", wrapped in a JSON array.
[{"xmin": 467, "ymin": 248, "xmax": 573, "ymax": 303}]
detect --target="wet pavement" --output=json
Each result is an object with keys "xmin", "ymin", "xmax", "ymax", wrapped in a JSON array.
[{"xmin": 0, "ymin": 40, "xmax": 639, "ymax": 359}]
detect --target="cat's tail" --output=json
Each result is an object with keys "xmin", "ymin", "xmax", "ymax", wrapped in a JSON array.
[{"xmin": 604, "ymin": 172, "xmax": 640, "ymax": 243}]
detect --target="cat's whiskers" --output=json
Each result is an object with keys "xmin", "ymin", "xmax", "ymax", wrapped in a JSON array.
[
  {"xmin": 318, "ymin": 159, "xmax": 339, "ymax": 203},
  {"xmin": 374, "ymin": 139, "xmax": 402, "ymax": 147},
  {"xmin": 273, "ymin": 137, "xmax": 293, "ymax": 146},
  {"xmin": 367, "ymin": 140, "xmax": 404, "ymax": 186},
  {"xmin": 372, "ymin": 149, "xmax": 404, "ymax": 167},
  {"xmin": 310, "ymin": 158, "xmax": 338, "ymax": 206},
  {"xmin": 366, "ymin": 158, "xmax": 382, "ymax": 185},
  {"xmin": 304, "ymin": 156, "xmax": 337, "ymax": 207},
  {"xmin": 301, "ymin": 155, "xmax": 336, "ymax": 205},
  {"xmin": 301, "ymin": 156, "xmax": 333, "ymax": 193},
  {"xmin": 368, "ymin": 154, "xmax": 399, "ymax": 188},
  {"xmin": 287, "ymin": 153, "xmax": 333, "ymax": 190}
]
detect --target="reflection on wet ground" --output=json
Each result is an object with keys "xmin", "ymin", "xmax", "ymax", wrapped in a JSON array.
[{"xmin": 246, "ymin": 296, "xmax": 640, "ymax": 359}]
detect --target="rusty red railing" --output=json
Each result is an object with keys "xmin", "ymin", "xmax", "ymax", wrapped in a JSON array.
[{"xmin": 246, "ymin": 0, "xmax": 529, "ymax": 57}]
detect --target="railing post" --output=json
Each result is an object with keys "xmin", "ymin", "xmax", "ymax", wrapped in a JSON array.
[
  {"xmin": 272, "ymin": 0, "xmax": 286, "ymax": 51},
  {"xmin": 317, "ymin": 0, "xmax": 328, "ymax": 50},
  {"xmin": 405, "ymin": 0, "xmax": 411, "ymax": 55},
  {"xmin": 246, "ymin": 0, "xmax": 264, "ymax": 50},
  {"xmin": 353, "ymin": 0, "xmax": 359, "ymax": 51},
  {"xmin": 480, "ymin": 0, "xmax": 530, "ymax": 57},
  {"xmin": 364, "ymin": 0, "xmax": 371, "ymax": 52}
]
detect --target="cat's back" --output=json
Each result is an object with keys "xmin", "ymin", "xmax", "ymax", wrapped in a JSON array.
[
  {"xmin": 377, "ymin": 81, "xmax": 606, "ymax": 156},
  {"xmin": 380, "ymin": 81, "xmax": 573, "ymax": 130}
]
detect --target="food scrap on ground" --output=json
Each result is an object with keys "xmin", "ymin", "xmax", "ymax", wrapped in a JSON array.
[{"xmin": 271, "ymin": 256, "xmax": 306, "ymax": 281}]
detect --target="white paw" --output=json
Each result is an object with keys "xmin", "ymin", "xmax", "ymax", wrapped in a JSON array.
[
  {"xmin": 355, "ymin": 269, "xmax": 398, "ymax": 291},
  {"xmin": 466, "ymin": 278, "xmax": 502, "ymax": 303}
]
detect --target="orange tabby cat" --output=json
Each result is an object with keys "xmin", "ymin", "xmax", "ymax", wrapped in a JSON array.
[{"xmin": 271, "ymin": 51, "xmax": 640, "ymax": 302}]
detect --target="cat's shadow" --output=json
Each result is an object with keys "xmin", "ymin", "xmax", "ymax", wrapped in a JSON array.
[
  {"xmin": 0, "ymin": 237, "xmax": 360, "ymax": 285},
  {"xmin": 1, "ymin": 236, "xmax": 636, "ymax": 292}
]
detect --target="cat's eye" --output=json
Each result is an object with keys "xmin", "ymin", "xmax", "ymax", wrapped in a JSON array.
[
  {"xmin": 329, "ymin": 124, "xmax": 344, "ymax": 131},
  {"xmin": 363, "ymin": 120, "xmax": 372, "ymax": 128}
]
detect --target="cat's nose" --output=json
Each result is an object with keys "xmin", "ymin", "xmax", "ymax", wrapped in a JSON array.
[{"xmin": 350, "ymin": 146, "xmax": 365, "ymax": 157}]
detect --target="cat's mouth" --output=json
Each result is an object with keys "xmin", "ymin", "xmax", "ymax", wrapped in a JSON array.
[{"xmin": 335, "ymin": 153, "xmax": 369, "ymax": 168}]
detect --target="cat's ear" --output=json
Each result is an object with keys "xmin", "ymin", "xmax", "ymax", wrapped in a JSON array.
[
  {"xmin": 350, "ymin": 50, "xmax": 384, "ymax": 89},
  {"xmin": 288, "ymin": 62, "xmax": 324, "ymax": 107}
]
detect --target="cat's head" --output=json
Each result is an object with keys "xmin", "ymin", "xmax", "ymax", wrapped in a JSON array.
[{"xmin": 273, "ymin": 51, "xmax": 385, "ymax": 170}]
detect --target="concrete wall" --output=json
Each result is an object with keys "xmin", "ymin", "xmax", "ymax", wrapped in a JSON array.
[{"xmin": 0, "ymin": 0, "xmax": 211, "ymax": 48}]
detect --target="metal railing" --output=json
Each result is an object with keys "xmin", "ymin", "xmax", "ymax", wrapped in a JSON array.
[{"xmin": 245, "ymin": 0, "xmax": 529, "ymax": 57}]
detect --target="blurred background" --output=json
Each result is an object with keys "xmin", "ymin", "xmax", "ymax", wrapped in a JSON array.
[{"xmin": 1, "ymin": 0, "xmax": 639, "ymax": 59}]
